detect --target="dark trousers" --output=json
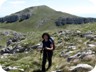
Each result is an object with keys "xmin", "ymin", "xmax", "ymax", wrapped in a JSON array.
[{"xmin": 42, "ymin": 51, "xmax": 53, "ymax": 72}]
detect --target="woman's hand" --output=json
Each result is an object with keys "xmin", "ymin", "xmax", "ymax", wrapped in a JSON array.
[{"xmin": 45, "ymin": 47, "xmax": 53, "ymax": 50}]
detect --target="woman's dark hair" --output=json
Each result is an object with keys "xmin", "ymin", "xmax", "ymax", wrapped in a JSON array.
[{"xmin": 42, "ymin": 33, "xmax": 51, "ymax": 40}]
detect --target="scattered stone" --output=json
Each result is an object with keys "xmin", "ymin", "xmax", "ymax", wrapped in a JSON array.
[
  {"xmin": 70, "ymin": 64, "xmax": 93, "ymax": 72},
  {"xmin": 0, "ymin": 65, "xmax": 6, "ymax": 72},
  {"xmin": 4, "ymin": 66, "xmax": 24, "ymax": 72},
  {"xmin": 0, "ymin": 30, "xmax": 96, "ymax": 72},
  {"xmin": 88, "ymin": 44, "xmax": 96, "ymax": 47},
  {"xmin": 73, "ymin": 58, "xmax": 80, "ymax": 64},
  {"xmin": 89, "ymin": 65, "xmax": 96, "ymax": 72},
  {"xmin": 67, "ymin": 52, "xmax": 81, "ymax": 62},
  {"xmin": 83, "ymin": 54, "xmax": 95, "ymax": 61},
  {"xmin": 68, "ymin": 46, "xmax": 76, "ymax": 50},
  {"xmin": 52, "ymin": 70, "xmax": 62, "ymax": 72},
  {"xmin": 61, "ymin": 51, "xmax": 74, "ymax": 58}
]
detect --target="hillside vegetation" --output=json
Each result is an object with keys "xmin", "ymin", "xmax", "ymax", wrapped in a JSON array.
[
  {"xmin": 0, "ymin": 5, "xmax": 96, "ymax": 32},
  {"xmin": 0, "ymin": 5, "xmax": 77, "ymax": 32},
  {"xmin": 0, "ymin": 5, "xmax": 96, "ymax": 72},
  {"xmin": 0, "ymin": 23, "xmax": 96, "ymax": 72}
]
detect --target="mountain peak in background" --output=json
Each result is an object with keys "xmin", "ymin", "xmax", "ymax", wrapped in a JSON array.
[
  {"xmin": 0, "ymin": 5, "xmax": 96, "ymax": 31},
  {"xmin": 0, "ymin": 5, "xmax": 76, "ymax": 23}
]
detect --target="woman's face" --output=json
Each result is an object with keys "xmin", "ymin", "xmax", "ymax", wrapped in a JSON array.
[{"xmin": 43, "ymin": 35, "xmax": 48, "ymax": 40}]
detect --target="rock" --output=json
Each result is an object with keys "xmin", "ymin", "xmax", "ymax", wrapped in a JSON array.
[
  {"xmin": 72, "ymin": 30, "xmax": 82, "ymax": 36},
  {"xmin": 0, "ymin": 50, "xmax": 4, "ymax": 55},
  {"xmin": 2, "ymin": 31, "xmax": 10, "ymax": 36},
  {"xmin": 65, "ymin": 30, "xmax": 71, "ymax": 35},
  {"xmin": 4, "ymin": 66, "xmax": 24, "ymax": 72},
  {"xmin": 0, "ymin": 48, "xmax": 11, "ymax": 55},
  {"xmin": 61, "ymin": 51, "xmax": 74, "ymax": 58},
  {"xmin": 67, "ymin": 49, "xmax": 94, "ymax": 62},
  {"xmin": 13, "ymin": 32, "xmax": 25, "ymax": 40},
  {"xmin": 88, "ymin": 44, "xmax": 96, "ymax": 47},
  {"xmin": 89, "ymin": 65, "xmax": 96, "ymax": 72},
  {"xmin": 12, "ymin": 45, "xmax": 26, "ymax": 53},
  {"xmin": 1, "ymin": 54, "xmax": 11, "ymax": 59},
  {"xmin": 56, "ymin": 43, "xmax": 62, "ymax": 47},
  {"xmin": 0, "ymin": 65, "xmax": 6, "ymax": 72},
  {"xmin": 76, "ymin": 30, "xmax": 81, "ymax": 34},
  {"xmin": 58, "ymin": 31, "xmax": 65, "ymax": 36},
  {"xmin": 82, "ymin": 50, "xmax": 93, "ymax": 55},
  {"xmin": 79, "ymin": 50, "xmax": 94, "ymax": 59},
  {"xmin": 68, "ymin": 46, "xmax": 76, "ymax": 50},
  {"xmin": 31, "ymin": 44, "xmax": 40, "ymax": 49},
  {"xmin": 37, "ymin": 43, "xmax": 43, "ymax": 50},
  {"xmin": 70, "ymin": 64, "xmax": 93, "ymax": 72},
  {"xmin": 58, "ymin": 39, "xmax": 62, "ymax": 43},
  {"xmin": 83, "ymin": 34, "xmax": 94, "ymax": 40},
  {"xmin": 83, "ymin": 54, "xmax": 95, "ymax": 61},
  {"xmin": 6, "ymin": 39, "xmax": 12, "ymax": 46},
  {"xmin": 52, "ymin": 71, "xmax": 56, "ymax": 72},
  {"xmin": 67, "ymin": 52, "xmax": 81, "ymax": 62},
  {"xmin": 5, "ymin": 32, "xmax": 25, "ymax": 44},
  {"xmin": 0, "ymin": 45, "xmax": 3, "ymax": 49},
  {"xmin": 72, "ymin": 58, "xmax": 80, "ymax": 64},
  {"xmin": 31, "ymin": 45, "xmax": 39, "ymax": 49},
  {"xmin": 52, "ymin": 70, "xmax": 62, "ymax": 72},
  {"xmin": 0, "ymin": 44, "xmax": 30, "ymax": 55}
]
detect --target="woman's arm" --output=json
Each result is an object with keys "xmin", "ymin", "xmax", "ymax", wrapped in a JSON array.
[{"xmin": 46, "ymin": 44, "xmax": 53, "ymax": 50}]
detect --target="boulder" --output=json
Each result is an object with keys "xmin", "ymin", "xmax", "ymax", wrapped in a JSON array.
[
  {"xmin": 2, "ymin": 31, "xmax": 10, "ymax": 36},
  {"xmin": 12, "ymin": 45, "xmax": 26, "ymax": 53},
  {"xmin": 76, "ymin": 30, "xmax": 81, "ymax": 35},
  {"xmin": 79, "ymin": 50, "xmax": 94, "ymax": 59},
  {"xmin": 0, "ymin": 48, "xmax": 11, "ymax": 55},
  {"xmin": 70, "ymin": 64, "xmax": 93, "ymax": 72},
  {"xmin": 72, "ymin": 58, "xmax": 80, "ymax": 64},
  {"xmin": 31, "ymin": 44, "xmax": 41, "ymax": 49},
  {"xmin": 31, "ymin": 45, "xmax": 39, "ymax": 49},
  {"xmin": 0, "ymin": 44, "xmax": 29, "ymax": 55},
  {"xmin": 4, "ymin": 66, "xmax": 24, "ymax": 72},
  {"xmin": 67, "ymin": 52, "xmax": 81, "ymax": 62},
  {"xmin": 67, "ymin": 49, "xmax": 94, "ymax": 62},
  {"xmin": 89, "ymin": 65, "xmax": 96, "ymax": 72},
  {"xmin": 83, "ymin": 54, "xmax": 95, "ymax": 61},
  {"xmin": 83, "ymin": 34, "xmax": 94, "ymax": 40},
  {"xmin": 6, "ymin": 39, "xmax": 12, "ymax": 46},
  {"xmin": 88, "ymin": 44, "xmax": 96, "ymax": 47},
  {"xmin": 61, "ymin": 51, "xmax": 74, "ymax": 58},
  {"xmin": 0, "ymin": 65, "xmax": 6, "ymax": 72},
  {"xmin": 68, "ymin": 46, "xmax": 76, "ymax": 50}
]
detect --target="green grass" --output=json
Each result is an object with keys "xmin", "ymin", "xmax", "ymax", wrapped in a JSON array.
[{"xmin": 0, "ymin": 23, "xmax": 96, "ymax": 72}]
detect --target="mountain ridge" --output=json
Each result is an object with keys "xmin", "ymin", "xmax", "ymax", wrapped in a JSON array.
[
  {"xmin": 0, "ymin": 5, "xmax": 77, "ymax": 23},
  {"xmin": 0, "ymin": 5, "xmax": 96, "ymax": 32}
]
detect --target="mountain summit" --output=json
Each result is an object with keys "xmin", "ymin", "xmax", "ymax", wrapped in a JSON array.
[
  {"xmin": 0, "ymin": 5, "xmax": 76, "ymax": 23},
  {"xmin": 0, "ymin": 5, "xmax": 96, "ymax": 31}
]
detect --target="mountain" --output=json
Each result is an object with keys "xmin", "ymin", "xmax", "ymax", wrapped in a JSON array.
[
  {"xmin": 0, "ymin": 5, "xmax": 96, "ymax": 32},
  {"xmin": 0, "ymin": 5, "xmax": 77, "ymax": 23}
]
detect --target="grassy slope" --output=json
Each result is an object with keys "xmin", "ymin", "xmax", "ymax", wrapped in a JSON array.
[
  {"xmin": 0, "ymin": 5, "xmax": 96, "ymax": 72},
  {"xmin": 0, "ymin": 5, "xmax": 77, "ymax": 32},
  {"xmin": 0, "ymin": 23, "xmax": 96, "ymax": 72}
]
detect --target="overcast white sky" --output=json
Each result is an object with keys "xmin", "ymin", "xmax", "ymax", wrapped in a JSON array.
[{"xmin": 0, "ymin": 0, "xmax": 96, "ymax": 17}]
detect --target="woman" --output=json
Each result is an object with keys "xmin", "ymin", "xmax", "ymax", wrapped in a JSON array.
[{"xmin": 41, "ymin": 33, "xmax": 54, "ymax": 72}]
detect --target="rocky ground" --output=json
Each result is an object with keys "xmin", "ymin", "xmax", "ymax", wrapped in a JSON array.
[{"xmin": 0, "ymin": 30, "xmax": 96, "ymax": 72}]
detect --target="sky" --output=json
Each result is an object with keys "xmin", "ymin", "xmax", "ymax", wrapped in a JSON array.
[{"xmin": 0, "ymin": 0, "xmax": 96, "ymax": 17}]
